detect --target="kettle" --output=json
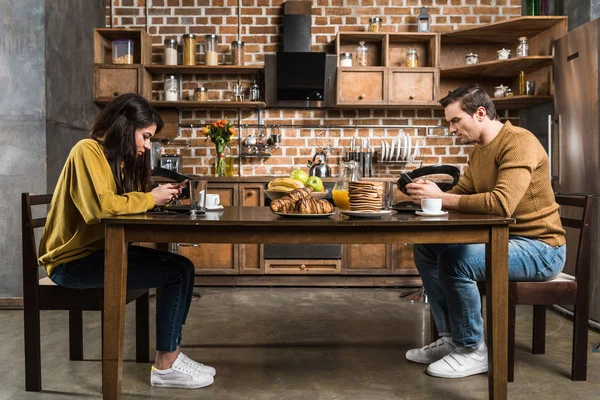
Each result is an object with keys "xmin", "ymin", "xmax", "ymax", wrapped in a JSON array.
[{"xmin": 307, "ymin": 151, "xmax": 331, "ymax": 177}]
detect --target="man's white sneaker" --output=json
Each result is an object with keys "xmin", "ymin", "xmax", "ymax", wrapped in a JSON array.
[
  {"xmin": 178, "ymin": 352, "xmax": 216, "ymax": 376},
  {"xmin": 426, "ymin": 343, "xmax": 488, "ymax": 379},
  {"xmin": 151, "ymin": 356, "xmax": 214, "ymax": 389},
  {"xmin": 406, "ymin": 337, "xmax": 456, "ymax": 364}
]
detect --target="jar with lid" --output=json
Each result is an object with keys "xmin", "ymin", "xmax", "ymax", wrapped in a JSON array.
[
  {"xmin": 493, "ymin": 85, "xmax": 508, "ymax": 98},
  {"xmin": 194, "ymin": 86, "xmax": 207, "ymax": 101},
  {"xmin": 406, "ymin": 48, "xmax": 418, "ymax": 68},
  {"xmin": 249, "ymin": 80, "xmax": 260, "ymax": 102},
  {"xmin": 112, "ymin": 39, "xmax": 134, "ymax": 64},
  {"xmin": 182, "ymin": 34, "xmax": 196, "ymax": 65},
  {"xmin": 356, "ymin": 41, "xmax": 368, "ymax": 67},
  {"xmin": 164, "ymin": 75, "xmax": 178, "ymax": 101},
  {"xmin": 497, "ymin": 48, "xmax": 511, "ymax": 60},
  {"xmin": 164, "ymin": 39, "xmax": 177, "ymax": 65},
  {"xmin": 231, "ymin": 40, "xmax": 244, "ymax": 66},
  {"xmin": 517, "ymin": 36, "xmax": 529, "ymax": 57},
  {"xmin": 368, "ymin": 17, "xmax": 382, "ymax": 32},
  {"xmin": 464, "ymin": 53, "xmax": 479, "ymax": 65},
  {"xmin": 332, "ymin": 160, "xmax": 361, "ymax": 211},
  {"xmin": 205, "ymin": 34, "xmax": 219, "ymax": 66},
  {"xmin": 340, "ymin": 52, "xmax": 353, "ymax": 67},
  {"xmin": 504, "ymin": 87, "xmax": 513, "ymax": 97}
]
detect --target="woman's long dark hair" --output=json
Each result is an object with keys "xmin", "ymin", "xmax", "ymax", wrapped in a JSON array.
[{"xmin": 90, "ymin": 93, "xmax": 163, "ymax": 194}]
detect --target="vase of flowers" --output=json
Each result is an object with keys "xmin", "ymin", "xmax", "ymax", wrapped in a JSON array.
[{"xmin": 202, "ymin": 119, "xmax": 236, "ymax": 177}]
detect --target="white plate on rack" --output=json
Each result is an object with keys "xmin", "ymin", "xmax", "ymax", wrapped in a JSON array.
[
  {"xmin": 380, "ymin": 142, "xmax": 385, "ymax": 161},
  {"xmin": 415, "ymin": 210, "xmax": 448, "ymax": 217},
  {"xmin": 340, "ymin": 210, "xmax": 393, "ymax": 218},
  {"xmin": 395, "ymin": 134, "xmax": 402, "ymax": 161},
  {"xmin": 383, "ymin": 140, "xmax": 389, "ymax": 161},
  {"xmin": 404, "ymin": 134, "xmax": 411, "ymax": 161},
  {"xmin": 389, "ymin": 139, "xmax": 396, "ymax": 162}
]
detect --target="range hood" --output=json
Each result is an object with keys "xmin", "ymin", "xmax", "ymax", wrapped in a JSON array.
[{"xmin": 265, "ymin": 1, "xmax": 337, "ymax": 108}]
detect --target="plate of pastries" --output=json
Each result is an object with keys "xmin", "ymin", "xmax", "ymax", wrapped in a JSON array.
[{"xmin": 269, "ymin": 187, "xmax": 335, "ymax": 217}]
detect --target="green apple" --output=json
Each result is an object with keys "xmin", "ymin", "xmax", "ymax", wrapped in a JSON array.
[
  {"xmin": 306, "ymin": 176, "xmax": 324, "ymax": 192},
  {"xmin": 290, "ymin": 168, "xmax": 309, "ymax": 185}
]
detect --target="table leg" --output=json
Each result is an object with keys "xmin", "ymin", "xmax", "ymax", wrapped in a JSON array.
[
  {"xmin": 485, "ymin": 226, "xmax": 509, "ymax": 400},
  {"xmin": 103, "ymin": 225, "xmax": 128, "ymax": 400}
]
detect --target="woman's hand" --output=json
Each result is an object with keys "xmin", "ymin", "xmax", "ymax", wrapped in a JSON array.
[{"xmin": 151, "ymin": 184, "xmax": 182, "ymax": 206}]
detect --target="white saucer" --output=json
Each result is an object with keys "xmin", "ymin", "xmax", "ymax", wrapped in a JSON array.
[
  {"xmin": 340, "ymin": 209, "xmax": 393, "ymax": 218},
  {"xmin": 416, "ymin": 210, "xmax": 448, "ymax": 216},
  {"xmin": 206, "ymin": 205, "xmax": 224, "ymax": 211}
]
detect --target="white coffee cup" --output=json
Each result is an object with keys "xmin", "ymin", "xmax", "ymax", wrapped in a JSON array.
[
  {"xmin": 205, "ymin": 193, "xmax": 220, "ymax": 207},
  {"xmin": 421, "ymin": 198, "xmax": 442, "ymax": 214}
]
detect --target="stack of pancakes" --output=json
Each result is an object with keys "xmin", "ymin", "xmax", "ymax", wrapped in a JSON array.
[{"xmin": 348, "ymin": 181, "xmax": 384, "ymax": 212}]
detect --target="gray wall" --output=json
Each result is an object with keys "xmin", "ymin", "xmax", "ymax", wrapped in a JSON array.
[{"xmin": 0, "ymin": 0, "xmax": 104, "ymax": 298}]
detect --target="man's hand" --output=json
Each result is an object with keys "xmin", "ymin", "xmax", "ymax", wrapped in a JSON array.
[
  {"xmin": 405, "ymin": 179, "xmax": 444, "ymax": 203},
  {"xmin": 151, "ymin": 184, "xmax": 182, "ymax": 206}
]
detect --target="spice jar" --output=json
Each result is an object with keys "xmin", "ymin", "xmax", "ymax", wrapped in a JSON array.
[
  {"xmin": 182, "ymin": 34, "xmax": 196, "ymax": 65},
  {"xmin": 464, "ymin": 53, "xmax": 479, "ymax": 65},
  {"xmin": 340, "ymin": 52, "xmax": 353, "ymax": 67},
  {"xmin": 517, "ymin": 36, "xmax": 529, "ymax": 57},
  {"xmin": 497, "ymin": 48, "xmax": 511, "ymax": 60},
  {"xmin": 504, "ymin": 87, "xmax": 513, "ymax": 97},
  {"xmin": 356, "ymin": 41, "xmax": 368, "ymax": 67},
  {"xmin": 493, "ymin": 85, "xmax": 508, "ymax": 98},
  {"xmin": 249, "ymin": 80, "xmax": 260, "ymax": 102},
  {"xmin": 205, "ymin": 34, "xmax": 219, "ymax": 66},
  {"xmin": 194, "ymin": 86, "xmax": 207, "ymax": 101},
  {"xmin": 368, "ymin": 17, "xmax": 382, "ymax": 32},
  {"xmin": 112, "ymin": 39, "xmax": 134, "ymax": 64},
  {"xmin": 231, "ymin": 40, "xmax": 244, "ymax": 66},
  {"xmin": 406, "ymin": 48, "xmax": 418, "ymax": 68},
  {"xmin": 164, "ymin": 39, "xmax": 177, "ymax": 65},
  {"xmin": 164, "ymin": 75, "xmax": 178, "ymax": 101}
]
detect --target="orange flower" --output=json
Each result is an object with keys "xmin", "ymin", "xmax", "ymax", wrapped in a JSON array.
[
  {"xmin": 228, "ymin": 127, "xmax": 236, "ymax": 135},
  {"xmin": 201, "ymin": 126, "xmax": 210, "ymax": 134}
]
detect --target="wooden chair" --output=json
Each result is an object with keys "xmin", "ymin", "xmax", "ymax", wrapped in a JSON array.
[
  {"xmin": 22, "ymin": 193, "xmax": 151, "ymax": 392},
  {"xmin": 430, "ymin": 195, "xmax": 592, "ymax": 382}
]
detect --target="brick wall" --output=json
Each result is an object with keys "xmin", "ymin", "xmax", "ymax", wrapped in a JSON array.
[{"xmin": 105, "ymin": 0, "xmax": 521, "ymax": 177}]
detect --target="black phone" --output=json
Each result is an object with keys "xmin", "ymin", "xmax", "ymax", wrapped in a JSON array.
[{"xmin": 173, "ymin": 179, "xmax": 189, "ymax": 189}]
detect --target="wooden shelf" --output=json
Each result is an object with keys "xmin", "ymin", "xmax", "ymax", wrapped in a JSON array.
[
  {"xmin": 150, "ymin": 100, "xmax": 266, "ymax": 109},
  {"xmin": 492, "ymin": 95, "xmax": 552, "ymax": 109},
  {"xmin": 441, "ymin": 56, "xmax": 553, "ymax": 78},
  {"xmin": 441, "ymin": 16, "xmax": 568, "ymax": 44},
  {"xmin": 144, "ymin": 65, "xmax": 264, "ymax": 75}
]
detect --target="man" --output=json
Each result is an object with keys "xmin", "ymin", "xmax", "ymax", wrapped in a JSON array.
[{"xmin": 405, "ymin": 84, "xmax": 566, "ymax": 379}]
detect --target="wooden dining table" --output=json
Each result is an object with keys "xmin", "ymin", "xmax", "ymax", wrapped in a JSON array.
[{"xmin": 102, "ymin": 206, "xmax": 514, "ymax": 400}]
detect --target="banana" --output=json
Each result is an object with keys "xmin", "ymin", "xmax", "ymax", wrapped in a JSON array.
[
  {"xmin": 268, "ymin": 177, "xmax": 304, "ymax": 190},
  {"xmin": 268, "ymin": 185, "xmax": 295, "ymax": 192}
]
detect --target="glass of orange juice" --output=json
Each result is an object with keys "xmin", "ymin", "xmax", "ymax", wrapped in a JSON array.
[
  {"xmin": 332, "ymin": 160, "xmax": 361, "ymax": 210},
  {"xmin": 332, "ymin": 189, "xmax": 350, "ymax": 210}
]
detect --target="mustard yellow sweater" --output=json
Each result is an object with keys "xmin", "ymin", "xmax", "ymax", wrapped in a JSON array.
[
  {"xmin": 38, "ymin": 139, "xmax": 155, "ymax": 275},
  {"xmin": 449, "ymin": 121, "xmax": 565, "ymax": 246}
]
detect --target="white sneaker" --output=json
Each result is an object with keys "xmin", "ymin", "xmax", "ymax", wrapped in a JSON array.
[
  {"xmin": 151, "ymin": 356, "xmax": 214, "ymax": 389},
  {"xmin": 406, "ymin": 337, "xmax": 456, "ymax": 364},
  {"xmin": 178, "ymin": 352, "xmax": 216, "ymax": 376},
  {"xmin": 426, "ymin": 343, "xmax": 488, "ymax": 379}
]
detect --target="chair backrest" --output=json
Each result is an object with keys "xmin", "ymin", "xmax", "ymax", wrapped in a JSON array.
[
  {"xmin": 21, "ymin": 193, "xmax": 53, "ymax": 289},
  {"xmin": 555, "ymin": 194, "xmax": 593, "ymax": 283}
]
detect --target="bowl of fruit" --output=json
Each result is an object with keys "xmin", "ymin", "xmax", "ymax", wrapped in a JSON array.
[{"xmin": 266, "ymin": 169, "xmax": 328, "ymax": 201}]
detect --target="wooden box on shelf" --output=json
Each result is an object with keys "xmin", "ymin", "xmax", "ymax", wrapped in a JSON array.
[
  {"xmin": 93, "ymin": 64, "xmax": 152, "ymax": 103},
  {"xmin": 439, "ymin": 16, "xmax": 567, "ymax": 109},
  {"xmin": 93, "ymin": 28, "xmax": 152, "ymax": 65}
]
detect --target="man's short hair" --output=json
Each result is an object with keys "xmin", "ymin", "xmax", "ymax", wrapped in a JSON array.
[{"xmin": 439, "ymin": 84, "xmax": 498, "ymax": 120}]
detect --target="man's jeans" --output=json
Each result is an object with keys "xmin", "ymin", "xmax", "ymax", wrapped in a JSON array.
[
  {"xmin": 413, "ymin": 237, "xmax": 566, "ymax": 348},
  {"xmin": 50, "ymin": 245, "xmax": 196, "ymax": 352}
]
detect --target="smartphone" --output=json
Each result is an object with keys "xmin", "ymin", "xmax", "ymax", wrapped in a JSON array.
[{"xmin": 173, "ymin": 179, "xmax": 189, "ymax": 189}]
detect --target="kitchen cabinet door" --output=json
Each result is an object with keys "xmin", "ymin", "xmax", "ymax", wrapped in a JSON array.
[
  {"xmin": 390, "ymin": 243, "xmax": 419, "ymax": 275},
  {"xmin": 93, "ymin": 65, "xmax": 151, "ymax": 103},
  {"xmin": 239, "ymin": 184, "xmax": 264, "ymax": 274},
  {"xmin": 336, "ymin": 68, "xmax": 387, "ymax": 106},
  {"xmin": 388, "ymin": 68, "xmax": 438, "ymax": 104},
  {"xmin": 342, "ymin": 244, "xmax": 391, "ymax": 274},
  {"xmin": 177, "ymin": 184, "xmax": 239, "ymax": 274}
]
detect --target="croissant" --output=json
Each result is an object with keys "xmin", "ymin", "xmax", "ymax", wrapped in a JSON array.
[
  {"xmin": 282, "ymin": 197, "xmax": 334, "ymax": 214},
  {"xmin": 270, "ymin": 187, "xmax": 313, "ymax": 212}
]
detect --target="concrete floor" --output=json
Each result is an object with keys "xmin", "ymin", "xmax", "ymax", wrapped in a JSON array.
[{"xmin": 1, "ymin": 288, "xmax": 599, "ymax": 400}]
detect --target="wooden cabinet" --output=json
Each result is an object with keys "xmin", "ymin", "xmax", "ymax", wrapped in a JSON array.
[
  {"xmin": 388, "ymin": 68, "xmax": 438, "ymax": 104},
  {"xmin": 342, "ymin": 244, "xmax": 390, "ymax": 274},
  {"xmin": 239, "ymin": 184, "xmax": 264, "ymax": 274},
  {"xmin": 93, "ymin": 65, "xmax": 151, "ymax": 103},
  {"xmin": 336, "ymin": 68, "xmax": 387, "ymax": 106}
]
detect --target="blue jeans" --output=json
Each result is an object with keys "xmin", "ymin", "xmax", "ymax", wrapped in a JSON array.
[
  {"xmin": 413, "ymin": 237, "xmax": 566, "ymax": 348},
  {"xmin": 50, "ymin": 245, "xmax": 196, "ymax": 352}
]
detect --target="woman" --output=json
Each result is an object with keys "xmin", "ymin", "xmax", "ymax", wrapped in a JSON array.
[{"xmin": 38, "ymin": 93, "xmax": 215, "ymax": 389}]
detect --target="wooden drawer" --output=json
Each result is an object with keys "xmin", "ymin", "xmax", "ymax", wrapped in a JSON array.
[
  {"xmin": 265, "ymin": 259, "xmax": 342, "ymax": 275},
  {"xmin": 388, "ymin": 68, "xmax": 438, "ymax": 103},
  {"xmin": 336, "ymin": 67, "xmax": 387, "ymax": 106},
  {"xmin": 93, "ymin": 65, "xmax": 151, "ymax": 102}
]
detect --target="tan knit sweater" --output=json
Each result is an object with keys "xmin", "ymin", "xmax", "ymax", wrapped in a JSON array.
[{"xmin": 450, "ymin": 121, "xmax": 565, "ymax": 247}]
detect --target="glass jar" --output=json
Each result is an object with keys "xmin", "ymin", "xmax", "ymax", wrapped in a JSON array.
[
  {"xmin": 249, "ymin": 80, "xmax": 260, "ymax": 101},
  {"xmin": 519, "ymin": 70, "xmax": 526, "ymax": 95},
  {"xmin": 340, "ymin": 52, "xmax": 353, "ymax": 67},
  {"xmin": 493, "ymin": 85, "xmax": 507, "ymax": 98},
  {"xmin": 194, "ymin": 86, "xmax": 207, "ymax": 101},
  {"xmin": 112, "ymin": 39, "xmax": 134, "ymax": 64},
  {"xmin": 504, "ymin": 87, "xmax": 513, "ymax": 97},
  {"xmin": 517, "ymin": 36, "xmax": 529, "ymax": 57},
  {"xmin": 165, "ymin": 75, "xmax": 178, "ymax": 101},
  {"xmin": 368, "ymin": 17, "xmax": 382, "ymax": 32},
  {"xmin": 356, "ymin": 41, "xmax": 368, "ymax": 67},
  {"xmin": 406, "ymin": 48, "xmax": 418, "ymax": 68},
  {"xmin": 205, "ymin": 34, "xmax": 219, "ymax": 66},
  {"xmin": 182, "ymin": 34, "xmax": 196, "ymax": 66},
  {"xmin": 464, "ymin": 53, "xmax": 479, "ymax": 65},
  {"xmin": 332, "ymin": 160, "xmax": 361, "ymax": 211},
  {"xmin": 497, "ymin": 48, "xmax": 511, "ymax": 60},
  {"xmin": 164, "ymin": 39, "xmax": 177, "ymax": 65},
  {"xmin": 233, "ymin": 83, "xmax": 244, "ymax": 102},
  {"xmin": 231, "ymin": 40, "xmax": 244, "ymax": 66}
]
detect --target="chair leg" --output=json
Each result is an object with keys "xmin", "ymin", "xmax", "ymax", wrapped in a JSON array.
[
  {"xmin": 68, "ymin": 310, "xmax": 84, "ymax": 361},
  {"xmin": 532, "ymin": 305, "xmax": 546, "ymax": 354},
  {"xmin": 508, "ymin": 295, "xmax": 516, "ymax": 382},
  {"xmin": 23, "ymin": 306, "xmax": 42, "ymax": 391},
  {"xmin": 136, "ymin": 293, "xmax": 151, "ymax": 363},
  {"xmin": 571, "ymin": 304, "xmax": 589, "ymax": 381}
]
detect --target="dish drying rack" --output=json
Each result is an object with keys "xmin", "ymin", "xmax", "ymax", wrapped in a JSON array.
[{"xmin": 377, "ymin": 136, "xmax": 423, "ymax": 174}]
